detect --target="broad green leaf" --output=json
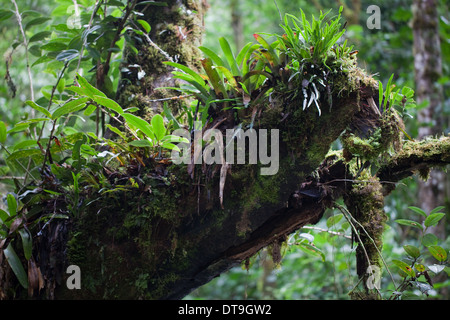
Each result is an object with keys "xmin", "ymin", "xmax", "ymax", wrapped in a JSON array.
[
  {"xmin": 6, "ymin": 148, "xmax": 42, "ymax": 162},
  {"xmin": 403, "ymin": 245, "xmax": 420, "ymax": 259},
  {"xmin": 41, "ymin": 41, "xmax": 67, "ymax": 52},
  {"xmin": 215, "ymin": 66, "xmax": 238, "ymax": 90},
  {"xmin": 164, "ymin": 61, "xmax": 207, "ymax": 91},
  {"xmin": 0, "ymin": 209, "xmax": 9, "ymax": 225},
  {"xmin": 52, "ymin": 97, "xmax": 89, "ymax": 119},
  {"xmin": 201, "ymin": 58, "xmax": 227, "ymax": 97},
  {"xmin": 31, "ymin": 55, "xmax": 53, "ymax": 67},
  {"xmin": 219, "ymin": 37, "xmax": 240, "ymax": 76},
  {"xmin": 408, "ymin": 206, "xmax": 427, "ymax": 218},
  {"xmin": 13, "ymin": 140, "xmax": 38, "ymax": 151},
  {"xmin": 25, "ymin": 17, "xmax": 51, "ymax": 30},
  {"xmin": 428, "ymin": 245, "xmax": 447, "ymax": 262},
  {"xmin": 151, "ymin": 114, "xmax": 166, "ymax": 141},
  {"xmin": 6, "ymin": 194, "xmax": 17, "ymax": 216},
  {"xmin": 395, "ymin": 219, "xmax": 423, "ymax": 231},
  {"xmin": 106, "ymin": 124, "xmax": 127, "ymax": 140},
  {"xmin": 0, "ymin": 9, "xmax": 13, "ymax": 21},
  {"xmin": 415, "ymin": 263, "xmax": 426, "ymax": 272},
  {"xmin": 424, "ymin": 213, "xmax": 445, "ymax": 228},
  {"xmin": 392, "ymin": 259, "xmax": 415, "ymax": 278},
  {"xmin": 7, "ymin": 123, "xmax": 29, "ymax": 134},
  {"xmin": 76, "ymin": 73, "xmax": 107, "ymax": 98},
  {"xmin": 161, "ymin": 141, "xmax": 179, "ymax": 152},
  {"xmin": 84, "ymin": 104, "xmax": 97, "ymax": 116},
  {"xmin": 137, "ymin": 19, "xmax": 151, "ymax": 33},
  {"xmin": 92, "ymin": 95, "xmax": 123, "ymax": 115},
  {"xmin": 25, "ymin": 100, "xmax": 52, "ymax": 118},
  {"xmin": 421, "ymin": 233, "xmax": 438, "ymax": 247},
  {"xmin": 122, "ymin": 113, "xmax": 154, "ymax": 139},
  {"xmin": 0, "ymin": 121, "xmax": 6, "ymax": 144},
  {"xmin": 326, "ymin": 213, "xmax": 343, "ymax": 228},
  {"xmin": 128, "ymin": 140, "xmax": 153, "ymax": 148},
  {"xmin": 29, "ymin": 31, "xmax": 51, "ymax": 42},
  {"xmin": 298, "ymin": 242, "xmax": 325, "ymax": 262},
  {"xmin": 19, "ymin": 228, "xmax": 32, "ymax": 260},
  {"xmin": 429, "ymin": 206, "xmax": 445, "ymax": 215},
  {"xmin": 160, "ymin": 135, "xmax": 190, "ymax": 144},
  {"xmin": 198, "ymin": 46, "xmax": 228, "ymax": 69},
  {"xmin": 4, "ymin": 244, "xmax": 28, "ymax": 289}
]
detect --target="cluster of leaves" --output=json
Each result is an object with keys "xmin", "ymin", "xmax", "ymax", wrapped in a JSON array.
[
  {"xmin": 391, "ymin": 206, "xmax": 448, "ymax": 299},
  {"xmin": 167, "ymin": 6, "xmax": 358, "ymax": 121},
  {"xmin": 0, "ymin": 0, "xmax": 187, "ymax": 290}
]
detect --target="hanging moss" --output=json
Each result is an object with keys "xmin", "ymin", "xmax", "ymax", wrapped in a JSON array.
[{"xmin": 345, "ymin": 173, "xmax": 387, "ymax": 292}]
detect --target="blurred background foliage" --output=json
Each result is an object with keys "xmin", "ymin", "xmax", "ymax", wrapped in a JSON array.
[{"xmin": 0, "ymin": 0, "xmax": 448, "ymax": 299}]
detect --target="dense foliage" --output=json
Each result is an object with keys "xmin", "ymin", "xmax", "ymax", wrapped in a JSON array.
[{"xmin": 0, "ymin": 0, "xmax": 448, "ymax": 300}]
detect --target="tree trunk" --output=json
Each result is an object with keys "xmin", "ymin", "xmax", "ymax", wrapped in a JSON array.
[{"xmin": 412, "ymin": 0, "xmax": 448, "ymax": 229}]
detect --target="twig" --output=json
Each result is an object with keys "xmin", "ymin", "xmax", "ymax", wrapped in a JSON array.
[{"xmin": 302, "ymin": 225, "xmax": 351, "ymax": 239}]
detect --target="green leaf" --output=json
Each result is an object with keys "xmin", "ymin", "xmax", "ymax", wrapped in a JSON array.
[
  {"xmin": 0, "ymin": 209, "xmax": 9, "ymax": 225},
  {"xmin": 128, "ymin": 140, "xmax": 153, "ymax": 148},
  {"xmin": 408, "ymin": 206, "xmax": 427, "ymax": 218},
  {"xmin": 151, "ymin": 114, "xmax": 166, "ymax": 141},
  {"xmin": 164, "ymin": 61, "xmax": 207, "ymax": 91},
  {"xmin": 392, "ymin": 259, "xmax": 415, "ymax": 278},
  {"xmin": 428, "ymin": 245, "xmax": 447, "ymax": 262},
  {"xmin": 395, "ymin": 219, "xmax": 423, "ymax": 231},
  {"xmin": 122, "ymin": 113, "xmax": 154, "ymax": 139},
  {"xmin": 76, "ymin": 73, "xmax": 107, "ymax": 98},
  {"xmin": 326, "ymin": 213, "xmax": 343, "ymax": 228},
  {"xmin": 29, "ymin": 31, "xmax": 52, "ymax": 43},
  {"xmin": 4, "ymin": 244, "xmax": 28, "ymax": 289},
  {"xmin": 0, "ymin": 120, "xmax": 6, "ymax": 144},
  {"xmin": 429, "ymin": 206, "xmax": 445, "ymax": 215},
  {"xmin": 6, "ymin": 149, "xmax": 42, "ymax": 162},
  {"xmin": 160, "ymin": 135, "xmax": 190, "ymax": 144},
  {"xmin": 52, "ymin": 97, "xmax": 89, "ymax": 119},
  {"xmin": 32, "ymin": 55, "xmax": 53, "ymax": 67},
  {"xmin": 6, "ymin": 194, "xmax": 17, "ymax": 216},
  {"xmin": 19, "ymin": 228, "xmax": 32, "ymax": 260},
  {"xmin": 41, "ymin": 41, "xmax": 67, "ymax": 52},
  {"xmin": 298, "ymin": 242, "xmax": 325, "ymax": 262},
  {"xmin": 25, "ymin": 100, "xmax": 52, "ymax": 118},
  {"xmin": 422, "ymin": 233, "xmax": 438, "ymax": 247},
  {"xmin": 199, "ymin": 46, "xmax": 227, "ymax": 68},
  {"xmin": 137, "ymin": 19, "xmax": 151, "ymax": 33},
  {"xmin": 219, "ymin": 37, "xmax": 240, "ymax": 76},
  {"xmin": 161, "ymin": 141, "xmax": 179, "ymax": 152},
  {"xmin": 424, "ymin": 213, "xmax": 445, "ymax": 228},
  {"xmin": 0, "ymin": 9, "xmax": 13, "ymax": 21},
  {"xmin": 25, "ymin": 17, "xmax": 51, "ymax": 30},
  {"xmin": 403, "ymin": 245, "xmax": 420, "ymax": 259},
  {"xmin": 92, "ymin": 95, "xmax": 124, "ymax": 115}
]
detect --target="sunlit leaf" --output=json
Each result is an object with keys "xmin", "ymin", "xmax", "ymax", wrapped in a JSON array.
[
  {"xmin": 52, "ymin": 97, "xmax": 89, "ymax": 119},
  {"xmin": 424, "ymin": 213, "xmax": 445, "ymax": 228},
  {"xmin": 92, "ymin": 95, "xmax": 124, "ymax": 115},
  {"xmin": 428, "ymin": 245, "xmax": 447, "ymax": 262},
  {"xmin": 0, "ymin": 121, "xmax": 6, "ymax": 144},
  {"xmin": 395, "ymin": 219, "xmax": 423, "ymax": 231},
  {"xmin": 403, "ymin": 245, "xmax": 420, "ymax": 259}
]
